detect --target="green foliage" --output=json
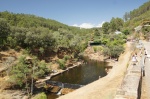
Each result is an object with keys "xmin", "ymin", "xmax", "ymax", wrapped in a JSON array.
[
  {"xmin": 129, "ymin": 1, "xmax": 150, "ymax": 20},
  {"xmin": 103, "ymin": 47, "xmax": 111, "ymax": 57},
  {"xmin": 69, "ymin": 35, "xmax": 88, "ymax": 54},
  {"xmin": 32, "ymin": 92, "xmax": 47, "ymax": 99},
  {"xmin": 93, "ymin": 46, "xmax": 103, "ymax": 52},
  {"xmin": 122, "ymin": 29, "xmax": 130, "ymax": 35},
  {"xmin": 142, "ymin": 26, "xmax": 150, "ymax": 40},
  {"xmin": 22, "ymin": 49, "xmax": 31, "ymax": 55},
  {"xmin": 64, "ymin": 55, "xmax": 71, "ymax": 61},
  {"xmin": 102, "ymin": 22, "xmax": 110, "ymax": 34},
  {"xmin": 34, "ymin": 60, "xmax": 49, "ymax": 79},
  {"xmin": 10, "ymin": 56, "xmax": 28, "ymax": 87},
  {"xmin": 57, "ymin": 55, "xmax": 71, "ymax": 69},
  {"xmin": 101, "ymin": 33, "xmax": 125, "ymax": 58},
  {"xmin": 10, "ymin": 26, "xmax": 27, "ymax": 47},
  {"xmin": 57, "ymin": 59, "xmax": 66, "ymax": 69},
  {"xmin": 10, "ymin": 55, "xmax": 49, "ymax": 87},
  {"xmin": 109, "ymin": 45, "xmax": 124, "ymax": 58},
  {"xmin": 0, "ymin": 11, "xmax": 68, "ymax": 29},
  {"xmin": 0, "ymin": 11, "xmax": 127, "ymax": 62},
  {"xmin": 93, "ymin": 39, "xmax": 101, "ymax": 44},
  {"xmin": 0, "ymin": 11, "xmax": 91, "ymax": 57},
  {"xmin": 0, "ymin": 18, "xmax": 10, "ymax": 46},
  {"xmin": 101, "ymin": 37, "xmax": 109, "ymax": 45},
  {"xmin": 102, "ymin": 18, "xmax": 124, "ymax": 35},
  {"xmin": 39, "ymin": 47, "xmax": 44, "ymax": 55},
  {"xmin": 110, "ymin": 17, "xmax": 124, "ymax": 32},
  {"xmin": 24, "ymin": 27, "xmax": 55, "ymax": 48},
  {"xmin": 0, "ymin": 18, "xmax": 10, "ymax": 37},
  {"xmin": 7, "ymin": 36, "xmax": 17, "ymax": 47},
  {"xmin": 123, "ymin": 1, "xmax": 150, "ymax": 29},
  {"xmin": 94, "ymin": 29, "xmax": 101, "ymax": 36},
  {"xmin": 103, "ymin": 45, "xmax": 124, "ymax": 58},
  {"xmin": 53, "ymin": 29, "xmax": 72, "ymax": 49}
]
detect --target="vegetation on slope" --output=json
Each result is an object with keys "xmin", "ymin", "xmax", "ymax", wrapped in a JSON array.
[
  {"xmin": 0, "ymin": 11, "xmax": 92, "ymax": 96},
  {"xmin": 0, "ymin": 11, "xmax": 128, "ymax": 96},
  {"xmin": 123, "ymin": 1, "xmax": 150, "ymax": 29}
]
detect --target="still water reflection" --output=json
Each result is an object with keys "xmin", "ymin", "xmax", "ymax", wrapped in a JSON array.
[
  {"xmin": 47, "ymin": 59, "xmax": 108, "ymax": 99},
  {"xmin": 51, "ymin": 60, "xmax": 107, "ymax": 85}
]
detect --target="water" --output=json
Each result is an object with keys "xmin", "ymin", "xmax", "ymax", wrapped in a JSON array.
[
  {"xmin": 47, "ymin": 58, "xmax": 108, "ymax": 99},
  {"xmin": 51, "ymin": 60, "xmax": 107, "ymax": 85}
]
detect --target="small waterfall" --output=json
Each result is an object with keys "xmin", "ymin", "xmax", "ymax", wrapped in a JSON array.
[
  {"xmin": 57, "ymin": 83, "xmax": 64, "ymax": 95},
  {"xmin": 57, "ymin": 89, "xmax": 62, "ymax": 95}
]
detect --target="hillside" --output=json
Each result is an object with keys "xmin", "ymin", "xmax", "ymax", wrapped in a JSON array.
[
  {"xmin": 0, "ymin": 11, "xmax": 94, "ymax": 98},
  {"xmin": 0, "ymin": 11, "xmax": 68, "ymax": 30},
  {"xmin": 0, "ymin": 4, "xmax": 142, "ymax": 98},
  {"xmin": 0, "ymin": 11, "xmax": 92, "ymax": 35},
  {"xmin": 124, "ymin": 1, "xmax": 150, "ymax": 29},
  {"xmin": 0, "ymin": 11, "xmax": 92, "ymax": 60}
]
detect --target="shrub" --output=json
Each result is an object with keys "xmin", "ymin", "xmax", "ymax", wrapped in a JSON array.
[
  {"xmin": 57, "ymin": 59, "xmax": 66, "ymax": 69},
  {"xmin": 93, "ymin": 46, "xmax": 103, "ymax": 52},
  {"xmin": 103, "ymin": 47, "xmax": 111, "ymax": 57},
  {"xmin": 63, "ymin": 55, "xmax": 71, "ymax": 61},
  {"xmin": 32, "ymin": 92, "xmax": 47, "ymax": 99},
  {"xmin": 93, "ymin": 39, "xmax": 101, "ymax": 44},
  {"xmin": 122, "ymin": 29, "xmax": 130, "ymax": 35},
  {"xmin": 22, "ymin": 49, "xmax": 30, "ymax": 55}
]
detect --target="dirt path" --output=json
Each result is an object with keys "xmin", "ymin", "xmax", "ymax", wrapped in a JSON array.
[{"xmin": 58, "ymin": 42, "xmax": 133, "ymax": 99}]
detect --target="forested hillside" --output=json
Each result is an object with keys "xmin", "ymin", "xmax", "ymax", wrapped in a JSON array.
[
  {"xmin": 0, "ymin": 11, "xmax": 93, "ymax": 57},
  {"xmin": 0, "ymin": 11, "xmax": 94, "ymax": 95},
  {"xmin": 0, "ymin": 1, "xmax": 150, "ymax": 98},
  {"xmin": 123, "ymin": 1, "xmax": 150, "ymax": 29},
  {"xmin": 0, "ymin": 11, "xmax": 68, "ymax": 29},
  {"xmin": 2, "ymin": 1, "xmax": 150, "ymax": 98}
]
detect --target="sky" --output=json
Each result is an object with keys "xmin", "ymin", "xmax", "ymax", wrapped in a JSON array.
[{"xmin": 0, "ymin": 0, "xmax": 149, "ymax": 28}]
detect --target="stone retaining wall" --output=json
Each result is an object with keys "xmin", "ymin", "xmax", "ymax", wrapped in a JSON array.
[{"xmin": 115, "ymin": 50, "xmax": 144, "ymax": 99}]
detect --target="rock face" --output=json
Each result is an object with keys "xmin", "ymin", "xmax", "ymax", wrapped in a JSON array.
[{"xmin": 83, "ymin": 47, "xmax": 104, "ymax": 61}]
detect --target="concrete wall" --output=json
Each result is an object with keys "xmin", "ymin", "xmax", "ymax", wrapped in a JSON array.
[{"xmin": 115, "ymin": 50, "xmax": 144, "ymax": 99}]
